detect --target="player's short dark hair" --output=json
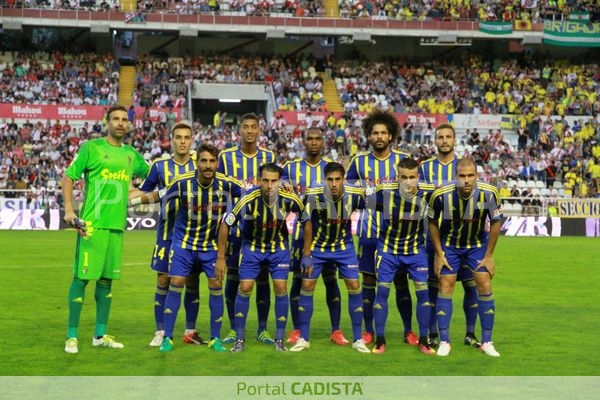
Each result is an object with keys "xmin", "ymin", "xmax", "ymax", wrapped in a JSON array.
[
  {"xmin": 196, "ymin": 143, "xmax": 218, "ymax": 159},
  {"xmin": 456, "ymin": 157, "xmax": 477, "ymax": 171},
  {"xmin": 434, "ymin": 123, "xmax": 455, "ymax": 137},
  {"xmin": 324, "ymin": 162, "xmax": 345, "ymax": 177},
  {"xmin": 105, "ymin": 105, "xmax": 127, "ymax": 119},
  {"xmin": 240, "ymin": 113, "xmax": 260, "ymax": 125},
  {"xmin": 361, "ymin": 109, "xmax": 400, "ymax": 141},
  {"xmin": 397, "ymin": 157, "xmax": 418, "ymax": 170},
  {"xmin": 304, "ymin": 127, "xmax": 323, "ymax": 139},
  {"xmin": 259, "ymin": 162, "xmax": 283, "ymax": 178},
  {"xmin": 171, "ymin": 121, "xmax": 193, "ymax": 137}
]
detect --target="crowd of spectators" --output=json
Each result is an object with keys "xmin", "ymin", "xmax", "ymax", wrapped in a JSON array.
[
  {"xmin": 0, "ymin": 51, "xmax": 120, "ymax": 106},
  {"xmin": 2, "ymin": 104, "xmax": 599, "ymax": 214},
  {"xmin": 338, "ymin": 0, "xmax": 600, "ymax": 23},
  {"xmin": 332, "ymin": 54, "xmax": 600, "ymax": 117},
  {"xmin": 133, "ymin": 53, "xmax": 327, "ymax": 111},
  {"xmin": 2, "ymin": 0, "xmax": 599, "ymax": 24}
]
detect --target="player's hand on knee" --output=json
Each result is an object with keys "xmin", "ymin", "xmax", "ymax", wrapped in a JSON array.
[
  {"xmin": 301, "ymin": 255, "xmax": 313, "ymax": 278},
  {"xmin": 476, "ymin": 256, "xmax": 496, "ymax": 278},
  {"xmin": 434, "ymin": 253, "xmax": 450, "ymax": 278},
  {"xmin": 215, "ymin": 258, "xmax": 226, "ymax": 282}
]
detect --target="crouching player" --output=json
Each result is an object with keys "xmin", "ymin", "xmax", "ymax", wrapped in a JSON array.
[
  {"xmin": 158, "ymin": 144, "xmax": 243, "ymax": 352},
  {"xmin": 216, "ymin": 163, "xmax": 304, "ymax": 353},
  {"xmin": 371, "ymin": 158, "xmax": 436, "ymax": 354},
  {"xmin": 428, "ymin": 157, "xmax": 503, "ymax": 357},
  {"xmin": 291, "ymin": 162, "xmax": 370, "ymax": 354}
]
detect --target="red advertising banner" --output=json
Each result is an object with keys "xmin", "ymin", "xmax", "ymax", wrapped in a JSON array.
[
  {"xmin": 276, "ymin": 111, "xmax": 447, "ymax": 127},
  {"xmin": 0, "ymin": 104, "xmax": 106, "ymax": 121},
  {"xmin": 0, "ymin": 104, "xmax": 181, "ymax": 123}
]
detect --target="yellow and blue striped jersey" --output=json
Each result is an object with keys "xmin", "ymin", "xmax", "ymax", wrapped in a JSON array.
[
  {"xmin": 373, "ymin": 182, "xmax": 435, "ymax": 255},
  {"xmin": 346, "ymin": 149, "xmax": 409, "ymax": 238},
  {"xmin": 283, "ymin": 158, "xmax": 329, "ymax": 197},
  {"xmin": 217, "ymin": 146, "xmax": 276, "ymax": 189},
  {"xmin": 224, "ymin": 187, "xmax": 303, "ymax": 253},
  {"xmin": 282, "ymin": 158, "xmax": 329, "ymax": 241},
  {"xmin": 140, "ymin": 156, "xmax": 196, "ymax": 241},
  {"xmin": 217, "ymin": 146, "xmax": 276, "ymax": 239},
  {"xmin": 418, "ymin": 155, "xmax": 460, "ymax": 187},
  {"xmin": 167, "ymin": 172, "xmax": 243, "ymax": 251},
  {"xmin": 428, "ymin": 182, "xmax": 503, "ymax": 248},
  {"xmin": 304, "ymin": 185, "xmax": 366, "ymax": 253}
]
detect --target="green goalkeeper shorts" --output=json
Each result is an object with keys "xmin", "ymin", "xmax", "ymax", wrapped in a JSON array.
[{"xmin": 73, "ymin": 229, "xmax": 124, "ymax": 280}]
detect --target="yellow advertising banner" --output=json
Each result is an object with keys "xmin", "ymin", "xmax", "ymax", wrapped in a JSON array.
[{"xmin": 557, "ymin": 199, "xmax": 600, "ymax": 218}]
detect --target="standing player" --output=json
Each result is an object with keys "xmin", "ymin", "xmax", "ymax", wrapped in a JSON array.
[
  {"xmin": 158, "ymin": 144, "xmax": 243, "ymax": 352},
  {"xmin": 346, "ymin": 110, "xmax": 415, "ymax": 346},
  {"xmin": 216, "ymin": 163, "xmax": 303, "ymax": 353},
  {"xmin": 283, "ymin": 127, "xmax": 347, "ymax": 346},
  {"xmin": 428, "ymin": 158, "xmax": 502, "ymax": 357},
  {"xmin": 419, "ymin": 123, "xmax": 480, "ymax": 348},
  {"xmin": 62, "ymin": 105, "xmax": 149, "ymax": 354},
  {"xmin": 371, "ymin": 158, "xmax": 436, "ymax": 355},
  {"xmin": 138, "ymin": 122, "xmax": 204, "ymax": 347},
  {"xmin": 290, "ymin": 162, "xmax": 369, "ymax": 353},
  {"xmin": 217, "ymin": 113, "xmax": 276, "ymax": 345}
]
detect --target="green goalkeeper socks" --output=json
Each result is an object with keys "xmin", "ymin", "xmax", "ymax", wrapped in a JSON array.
[
  {"xmin": 94, "ymin": 278, "xmax": 113, "ymax": 337},
  {"xmin": 67, "ymin": 277, "xmax": 89, "ymax": 338}
]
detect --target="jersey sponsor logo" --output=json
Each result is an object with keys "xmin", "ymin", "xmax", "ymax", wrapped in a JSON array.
[{"xmin": 100, "ymin": 168, "xmax": 130, "ymax": 181}]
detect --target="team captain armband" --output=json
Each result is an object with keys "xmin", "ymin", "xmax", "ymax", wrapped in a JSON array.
[
  {"xmin": 492, "ymin": 206, "xmax": 503, "ymax": 218},
  {"xmin": 224, "ymin": 213, "xmax": 236, "ymax": 226},
  {"xmin": 427, "ymin": 207, "xmax": 435, "ymax": 219}
]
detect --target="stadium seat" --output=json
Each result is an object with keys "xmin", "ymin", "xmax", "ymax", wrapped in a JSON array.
[
  {"xmin": 540, "ymin": 188, "xmax": 551, "ymax": 197},
  {"xmin": 553, "ymin": 181, "xmax": 564, "ymax": 189},
  {"xmin": 557, "ymin": 188, "xmax": 565, "ymax": 197},
  {"xmin": 512, "ymin": 203, "xmax": 523, "ymax": 214},
  {"xmin": 535, "ymin": 180, "xmax": 545, "ymax": 189},
  {"xmin": 531, "ymin": 188, "xmax": 541, "ymax": 196},
  {"xmin": 508, "ymin": 179, "xmax": 517, "ymax": 189},
  {"xmin": 517, "ymin": 180, "xmax": 527, "ymax": 189}
]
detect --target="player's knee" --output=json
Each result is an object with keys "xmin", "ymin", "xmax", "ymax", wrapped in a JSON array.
[
  {"xmin": 239, "ymin": 281, "xmax": 254, "ymax": 294},
  {"xmin": 207, "ymin": 279, "xmax": 222, "ymax": 290},
  {"xmin": 157, "ymin": 273, "xmax": 170, "ymax": 287},
  {"xmin": 345, "ymin": 279, "xmax": 360, "ymax": 291},
  {"xmin": 362, "ymin": 274, "xmax": 376, "ymax": 286},
  {"xmin": 170, "ymin": 276, "xmax": 185, "ymax": 287}
]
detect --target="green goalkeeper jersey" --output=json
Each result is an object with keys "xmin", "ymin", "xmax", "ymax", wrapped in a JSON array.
[{"xmin": 65, "ymin": 137, "xmax": 149, "ymax": 231}]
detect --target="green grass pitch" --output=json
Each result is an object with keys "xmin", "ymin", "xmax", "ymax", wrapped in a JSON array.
[{"xmin": 0, "ymin": 230, "xmax": 598, "ymax": 376}]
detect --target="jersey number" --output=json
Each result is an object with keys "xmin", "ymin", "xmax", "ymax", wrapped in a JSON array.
[{"xmin": 154, "ymin": 245, "xmax": 166, "ymax": 260}]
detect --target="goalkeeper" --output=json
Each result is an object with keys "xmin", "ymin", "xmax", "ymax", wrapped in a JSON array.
[{"xmin": 62, "ymin": 105, "xmax": 149, "ymax": 354}]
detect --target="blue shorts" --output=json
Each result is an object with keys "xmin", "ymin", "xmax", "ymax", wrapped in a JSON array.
[
  {"xmin": 441, "ymin": 246, "xmax": 488, "ymax": 276},
  {"xmin": 427, "ymin": 240, "xmax": 474, "ymax": 281},
  {"xmin": 310, "ymin": 248, "xmax": 359, "ymax": 280},
  {"xmin": 151, "ymin": 238, "xmax": 171, "ymax": 274},
  {"xmin": 239, "ymin": 245, "xmax": 290, "ymax": 281},
  {"xmin": 375, "ymin": 250, "xmax": 428, "ymax": 284},
  {"xmin": 169, "ymin": 247, "xmax": 217, "ymax": 279},
  {"xmin": 226, "ymin": 237, "xmax": 242, "ymax": 270},
  {"xmin": 357, "ymin": 237, "xmax": 377, "ymax": 275}
]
